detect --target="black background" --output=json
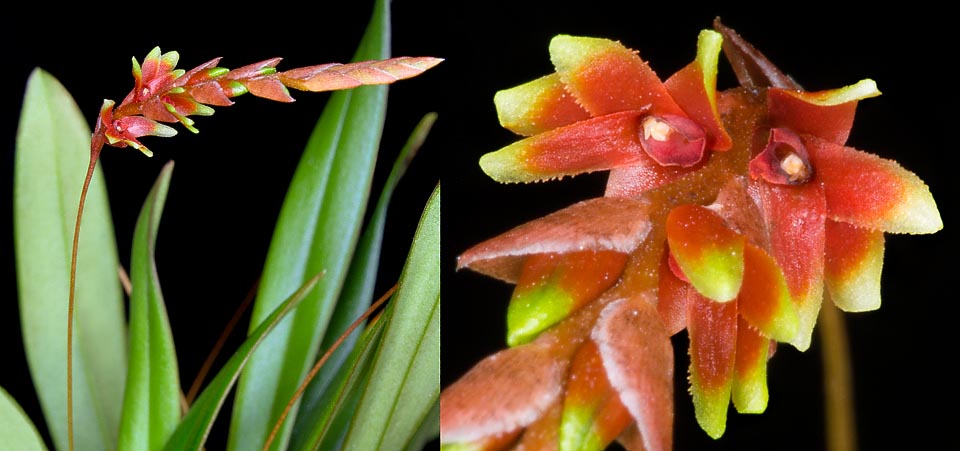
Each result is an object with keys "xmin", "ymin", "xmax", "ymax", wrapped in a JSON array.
[{"xmin": 2, "ymin": 2, "xmax": 954, "ymax": 450}]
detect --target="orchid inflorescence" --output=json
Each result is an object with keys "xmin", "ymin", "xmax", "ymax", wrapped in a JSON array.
[
  {"xmin": 64, "ymin": 46, "xmax": 441, "ymax": 451},
  {"xmin": 91, "ymin": 46, "xmax": 442, "ymax": 157},
  {"xmin": 441, "ymin": 19, "xmax": 941, "ymax": 451}
]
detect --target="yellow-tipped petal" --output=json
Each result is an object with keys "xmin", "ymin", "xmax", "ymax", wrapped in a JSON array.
[
  {"xmin": 784, "ymin": 79, "xmax": 881, "ymax": 106},
  {"xmin": 549, "ymin": 35, "xmax": 683, "ymax": 117},
  {"xmin": 495, "ymin": 73, "xmax": 590, "ymax": 136},
  {"xmin": 731, "ymin": 320, "xmax": 769, "ymax": 414},
  {"xmin": 738, "ymin": 243, "xmax": 799, "ymax": 343},
  {"xmin": 479, "ymin": 111, "xmax": 648, "ymax": 184},
  {"xmin": 687, "ymin": 293, "xmax": 737, "ymax": 438},
  {"xmin": 806, "ymin": 135, "xmax": 943, "ymax": 234},
  {"xmin": 825, "ymin": 220, "xmax": 884, "ymax": 312},
  {"xmin": 666, "ymin": 205, "xmax": 745, "ymax": 303}
]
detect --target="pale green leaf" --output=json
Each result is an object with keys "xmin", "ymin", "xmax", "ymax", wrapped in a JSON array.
[
  {"xmin": 341, "ymin": 184, "xmax": 440, "ymax": 451},
  {"xmin": 227, "ymin": 0, "xmax": 393, "ymax": 449},
  {"xmin": 296, "ymin": 312, "xmax": 389, "ymax": 451},
  {"xmin": 14, "ymin": 68, "xmax": 126, "ymax": 451},
  {"xmin": 0, "ymin": 386, "xmax": 50, "ymax": 451},
  {"xmin": 118, "ymin": 161, "xmax": 181, "ymax": 451}
]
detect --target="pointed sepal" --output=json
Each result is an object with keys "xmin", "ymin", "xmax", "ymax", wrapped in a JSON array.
[
  {"xmin": 664, "ymin": 29, "xmax": 732, "ymax": 151},
  {"xmin": 666, "ymin": 204, "xmax": 746, "ymax": 303},
  {"xmin": 507, "ymin": 251, "xmax": 627, "ymax": 346},
  {"xmin": 479, "ymin": 111, "xmax": 649, "ymax": 183},
  {"xmin": 592, "ymin": 297, "xmax": 674, "ymax": 451},
  {"xmin": 767, "ymin": 79, "xmax": 880, "ymax": 145},
  {"xmin": 753, "ymin": 181, "xmax": 826, "ymax": 351},
  {"xmin": 738, "ymin": 243, "xmax": 799, "ymax": 343},
  {"xmin": 687, "ymin": 292, "xmax": 737, "ymax": 439},
  {"xmin": 495, "ymin": 73, "xmax": 591, "ymax": 136},
  {"xmin": 458, "ymin": 197, "xmax": 652, "ymax": 283},
  {"xmin": 549, "ymin": 35, "xmax": 684, "ymax": 117},
  {"xmin": 440, "ymin": 342, "xmax": 568, "ymax": 444},
  {"xmin": 805, "ymin": 134, "xmax": 942, "ymax": 234},
  {"xmin": 824, "ymin": 220, "xmax": 884, "ymax": 312},
  {"xmin": 560, "ymin": 342, "xmax": 632, "ymax": 451},
  {"xmin": 731, "ymin": 318, "xmax": 769, "ymax": 414}
]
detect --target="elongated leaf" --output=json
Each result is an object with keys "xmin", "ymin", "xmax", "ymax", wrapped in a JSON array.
[
  {"xmin": 161, "ymin": 274, "xmax": 322, "ymax": 451},
  {"xmin": 0, "ymin": 386, "xmax": 49, "ymax": 451},
  {"xmin": 119, "ymin": 162, "xmax": 181, "ymax": 451},
  {"xmin": 404, "ymin": 399, "xmax": 440, "ymax": 451},
  {"xmin": 228, "ymin": 0, "xmax": 394, "ymax": 449},
  {"xmin": 299, "ymin": 312, "xmax": 390, "ymax": 451},
  {"xmin": 14, "ymin": 68, "xmax": 126, "ymax": 451},
  {"xmin": 341, "ymin": 184, "xmax": 440, "ymax": 451},
  {"xmin": 290, "ymin": 113, "xmax": 437, "ymax": 447}
]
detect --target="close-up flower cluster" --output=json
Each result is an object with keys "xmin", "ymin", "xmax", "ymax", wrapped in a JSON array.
[{"xmin": 441, "ymin": 19, "xmax": 941, "ymax": 451}]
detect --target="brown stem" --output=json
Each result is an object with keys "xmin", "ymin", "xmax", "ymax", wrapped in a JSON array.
[
  {"xmin": 68, "ymin": 147, "xmax": 100, "ymax": 451},
  {"xmin": 261, "ymin": 283, "xmax": 399, "ymax": 451},
  {"xmin": 819, "ymin": 297, "xmax": 857, "ymax": 451}
]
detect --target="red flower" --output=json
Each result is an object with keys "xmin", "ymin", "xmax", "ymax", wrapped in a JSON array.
[{"xmin": 443, "ymin": 21, "xmax": 941, "ymax": 451}]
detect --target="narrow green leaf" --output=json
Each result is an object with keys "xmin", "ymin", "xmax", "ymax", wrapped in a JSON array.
[
  {"xmin": 14, "ymin": 68, "xmax": 126, "ymax": 451},
  {"xmin": 119, "ymin": 161, "xmax": 181, "ymax": 451},
  {"xmin": 228, "ymin": 0, "xmax": 394, "ymax": 449},
  {"xmin": 289, "ymin": 113, "xmax": 437, "ymax": 448},
  {"xmin": 161, "ymin": 274, "xmax": 322, "ymax": 451},
  {"xmin": 301, "ymin": 312, "xmax": 390, "ymax": 451},
  {"xmin": 341, "ymin": 184, "xmax": 440, "ymax": 451},
  {"xmin": 0, "ymin": 386, "xmax": 50, "ymax": 451},
  {"xmin": 403, "ymin": 399, "xmax": 440, "ymax": 451}
]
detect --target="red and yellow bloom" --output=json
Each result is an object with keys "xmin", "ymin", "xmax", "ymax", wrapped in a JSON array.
[{"xmin": 443, "ymin": 21, "xmax": 941, "ymax": 451}]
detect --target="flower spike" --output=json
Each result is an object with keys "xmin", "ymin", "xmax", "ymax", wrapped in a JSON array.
[
  {"xmin": 446, "ymin": 20, "xmax": 942, "ymax": 451},
  {"xmin": 95, "ymin": 48, "xmax": 442, "ymax": 156}
]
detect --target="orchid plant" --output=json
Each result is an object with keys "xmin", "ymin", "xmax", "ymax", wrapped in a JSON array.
[
  {"xmin": 441, "ymin": 19, "xmax": 942, "ymax": 451},
  {"xmin": 7, "ymin": 1, "xmax": 441, "ymax": 450}
]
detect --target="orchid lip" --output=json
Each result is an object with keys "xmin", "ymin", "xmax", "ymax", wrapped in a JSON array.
[
  {"xmin": 637, "ymin": 114, "xmax": 707, "ymax": 167},
  {"xmin": 749, "ymin": 127, "xmax": 813, "ymax": 185}
]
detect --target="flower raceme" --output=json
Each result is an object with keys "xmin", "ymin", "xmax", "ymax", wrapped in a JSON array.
[
  {"xmin": 91, "ymin": 46, "xmax": 443, "ymax": 157},
  {"xmin": 62, "ymin": 45, "xmax": 442, "ymax": 451},
  {"xmin": 442, "ymin": 21, "xmax": 942, "ymax": 451}
]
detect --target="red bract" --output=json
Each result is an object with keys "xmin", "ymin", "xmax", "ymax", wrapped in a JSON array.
[{"xmin": 443, "ymin": 20, "xmax": 942, "ymax": 451}]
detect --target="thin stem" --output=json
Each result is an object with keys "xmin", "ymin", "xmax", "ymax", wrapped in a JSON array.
[
  {"xmin": 820, "ymin": 297, "xmax": 857, "ymax": 451},
  {"xmin": 118, "ymin": 265, "xmax": 132, "ymax": 296},
  {"xmin": 185, "ymin": 278, "xmax": 261, "ymax": 405},
  {"xmin": 261, "ymin": 283, "xmax": 399, "ymax": 451},
  {"xmin": 67, "ymin": 148, "xmax": 100, "ymax": 451}
]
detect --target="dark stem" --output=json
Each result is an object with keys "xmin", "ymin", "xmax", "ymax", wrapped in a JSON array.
[
  {"xmin": 68, "ymin": 147, "xmax": 100, "ymax": 451},
  {"xmin": 820, "ymin": 296, "xmax": 857, "ymax": 451}
]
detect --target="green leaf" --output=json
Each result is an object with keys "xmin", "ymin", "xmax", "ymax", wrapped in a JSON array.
[
  {"xmin": 289, "ymin": 113, "xmax": 437, "ymax": 448},
  {"xmin": 14, "ymin": 68, "xmax": 127, "ymax": 451},
  {"xmin": 341, "ymin": 184, "xmax": 440, "ymax": 451},
  {"xmin": 119, "ymin": 161, "xmax": 181, "ymax": 451},
  {"xmin": 0, "ymin": 386, "xmax": 50, "ymax": 451},
  {"xmin": 228, "ymin": 0, "xmax": 393, "ymax": 449},
  {"xmin": 294, "ymin": 311, "xmax": 389, "ymax": 451},
  {"xmin": 161, "ymin": 274, "xmax": 322, "ymax": 451},
  {"xmin": 404, "ymin": 399, "xmax": 440, "ymax": 451}
]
